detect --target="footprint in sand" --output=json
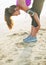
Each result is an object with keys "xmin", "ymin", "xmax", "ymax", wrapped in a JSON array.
[{"xmin": 6, "ymin": 59, "xmax": 13, "ymax": 63}]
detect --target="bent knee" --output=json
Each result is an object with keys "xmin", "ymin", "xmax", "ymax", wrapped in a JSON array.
[{"xmin": 34, "ymin": 12, "xmax": 38, "ymax": 17}]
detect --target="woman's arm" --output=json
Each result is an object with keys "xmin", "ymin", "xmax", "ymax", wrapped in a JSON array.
[{"xmin": 17, "ymin": 0, "xmax": 29, "ymax": 11}]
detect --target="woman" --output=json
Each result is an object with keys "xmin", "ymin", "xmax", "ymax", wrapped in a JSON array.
[
  {"xmin": 16, "ymin": 0, "xmax": 44, "ymax": 42},
  {"xmin": 5, "ymin": 0, "xmax": 44, "ymax": 42},
  {"xmin": 5, "ymin": 5, "xmax": 20, "ymax": 29}
]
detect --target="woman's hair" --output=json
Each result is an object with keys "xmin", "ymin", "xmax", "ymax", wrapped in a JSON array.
[{"xmin": 5, "ymin": 5, "xmax": 17, "ymax": 29}]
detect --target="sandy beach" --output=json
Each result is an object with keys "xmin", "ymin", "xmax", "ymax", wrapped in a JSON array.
[
  {"xmin": 0, "ymin": 29, "xmax": 46, "ymax": 65},
  {"xmin": 0, "ymin": 0, "xmax": 46, "ymax": 65}
]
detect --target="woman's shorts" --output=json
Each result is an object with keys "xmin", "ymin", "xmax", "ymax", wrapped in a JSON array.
[{"xmin": 26, "ymin": 8, "xmax": 40, "ymax": 27}]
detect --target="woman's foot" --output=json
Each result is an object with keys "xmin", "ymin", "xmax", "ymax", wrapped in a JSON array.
[{"xmin": 23, "ymin": 35, "xmax": 37, "ymax": 43}]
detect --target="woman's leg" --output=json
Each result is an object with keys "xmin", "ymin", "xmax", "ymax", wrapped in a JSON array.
[
  {"xmin": 31, "ymin": 26, "xmax": 40, "ymax": 36},
  {"xmin": 30, "ymin": 12, "xmax": 40, "ymax": 37},
  {"xmin": 17, "ymin": 0, "xmax": 41, "ymax": 42},
  {"xmin": 23, "ymin": 14, "xmax": 40, "ymax": 43}
]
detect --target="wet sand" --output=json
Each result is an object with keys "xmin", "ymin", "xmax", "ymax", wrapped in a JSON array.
[{"xmin": 0, "ymin": 29, "xmax": 46, "ymax": 65}]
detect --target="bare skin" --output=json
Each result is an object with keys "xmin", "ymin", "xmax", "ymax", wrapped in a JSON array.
[{"xmin": 12, "ymin": 7, "xmax": 20, "ymax": 16}]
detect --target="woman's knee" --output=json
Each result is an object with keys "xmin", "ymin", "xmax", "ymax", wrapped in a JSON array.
[{"xmin": 34, "ymin": 12, "xmax": 38, "ymax": 17}]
